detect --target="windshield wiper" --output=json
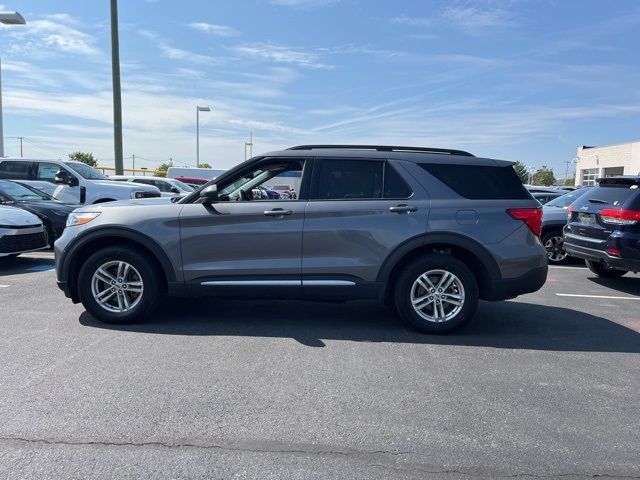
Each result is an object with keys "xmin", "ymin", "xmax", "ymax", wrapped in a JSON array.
[{"xmin": 587, "ymin": 198, "xmax": 609, "ymax": 204}]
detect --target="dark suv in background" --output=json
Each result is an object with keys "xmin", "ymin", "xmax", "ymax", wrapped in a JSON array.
[
  {"xmin": 565, "ymin": 176, "xmax": 640, "ymax": 278},
  {"xmin": 55, "ymin": 145, "xmax": 547, "ymax": 333}
]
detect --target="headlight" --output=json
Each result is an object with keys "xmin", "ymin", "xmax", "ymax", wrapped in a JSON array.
[{"xmin": 66, "ymin": 212, "xmax": 101, "ymax": 227}]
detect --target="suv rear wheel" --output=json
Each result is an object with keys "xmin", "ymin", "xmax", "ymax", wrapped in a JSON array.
[
  {"xmin": 585, "ymin": 260, "xmax": 627, "ymax": 279},
  {"xmin": 394, "ymin": 254, "xmax": 479, "ymax": 333},
  {"xmin": 78, "ymin": 246, "xmax": 162, "ymax": 324}
]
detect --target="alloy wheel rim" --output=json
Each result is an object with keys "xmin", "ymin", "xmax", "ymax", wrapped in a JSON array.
[
  {"xmin": 410, "ymin": 269, "xmax": 465, "ymax": 323},
  {"xmin": 91, "ymin": 261, "xmax": 144, "ymax": 313},
  {"xmin": 544, "ymin": 236, "xmax": 568, "ymax": 262}
]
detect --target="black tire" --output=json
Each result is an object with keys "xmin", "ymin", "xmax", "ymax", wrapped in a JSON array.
[
  {"xmin": 585, "ymin": 260, "xmax": 627, "ymax": 279},
  {"xmin": 77, "ymin": 246, "xmax": 162, "ymax": 324},
  {"xmin": 42, "ymin": 221, "xmax": 54, "ymax": 249},
  {"xmin": 542, "ymin": 230, "xmax": 570, "ymax": 265},
  {"xmin": 394, "ymin": 254, "xmax": 479, "ymax": 334}
]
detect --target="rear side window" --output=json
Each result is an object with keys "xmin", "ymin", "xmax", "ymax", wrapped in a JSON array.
[
  {"xmin": 384, "ymin": 163, "xmax": 413, "ymax": 198},
  {"xmin": 312, "ymin": 159, "xmax": 383, "ymax": 200},
  {"xmin": 419, "ymin": 164, "xmax": 530, "ymax": 200},
  {"xmin": 311, "ymin": 159, "xmax": 413, "ymax": 200},
  {"xmin": 0, "ymin": 161, "xmax": 32, "ymax": 180}
]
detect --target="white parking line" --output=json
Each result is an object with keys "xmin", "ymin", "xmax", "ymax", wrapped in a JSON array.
[
  {"xmin": 549, "ymin": 266, "xmax": 586, "ymax": 270},
  {"xmin": 0, "ymin": 285, "xmax": 9, "ymax": 289},
  {"xmin": 556, "ymin": 293, "xmax": 640, "ymax": 300}
]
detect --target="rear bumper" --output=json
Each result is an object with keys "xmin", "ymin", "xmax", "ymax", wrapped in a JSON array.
[
  {"xmin": 484, "ymin": 265, "xmax": 548, "ymax": 301},
  {"xmin": 564, "ymin": 242, "xmax": 640, "ymax": 272}
]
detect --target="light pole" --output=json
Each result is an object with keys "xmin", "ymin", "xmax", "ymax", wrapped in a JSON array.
[
  {"xmin": 196, "ymin": 106, "xmax": 211, "ymax": 167},
  {"xmin": 110, "ymin": 0, "xmax": 124, "ymax": 175},
  {"xmin": 244, "ymin": 131, "xmax": 253, "ymax": 161},
  {"xmin": 0, "ymin": 11, "xmax": 26, "ymax": 158}
]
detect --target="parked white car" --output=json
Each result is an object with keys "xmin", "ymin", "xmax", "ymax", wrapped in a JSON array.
[
  {"xmin": 109, "ymin": 175, "xmax": 194, "ymax": 197},
  {"xmin": 0, "ymin": 158, "xmax": 161, "ymax": 204},
  {"xmin": 0, "ymin": 205, "xmax": 48, "ymax": 257}
]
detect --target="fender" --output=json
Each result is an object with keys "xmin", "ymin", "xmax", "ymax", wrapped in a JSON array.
[
  {"xmin": 58, "ymin": 226, "xmax": 177, "ymax": 285},
  {"xmin": 376, "ymin": 232, "xmax": 502, "ymax": 282}
]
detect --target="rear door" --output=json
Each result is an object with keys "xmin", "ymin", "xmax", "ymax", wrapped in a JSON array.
[
  {"xmin": 302, "ymin": 158, "xmax": 428, "ymax": 291},
  {"xmin": 566, "ymin": 180, "xmax": 638, "ymax": 243}
]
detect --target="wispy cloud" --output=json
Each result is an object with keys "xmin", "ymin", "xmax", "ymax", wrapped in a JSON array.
[
  {"xmin": 139, "ymin": 30, "xmax": 221, "ymax": 65},
  {"xmin": 233, "ymin": 43, "xmax": 332, "ymax": 69},
  {"xmin": 3, "ymin": 18, "xmax": 100, "ymax": 56},
  {"xmin": 188, "ymin": 22, "xmax": 239, "ymax": 37},
  {"xmin": 391, "ymin": 2, "xmax": 515, "ymax": 34},
  {"xmin": 441, "ymin": 5, "xmax": 514, "ymax": 30}
]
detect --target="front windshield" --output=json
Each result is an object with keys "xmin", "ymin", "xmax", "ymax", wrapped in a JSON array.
[
  {"xmin": 545, "ymin": 188, "xmax": 591, "ymax": 208},
  {"xmin": 171, "ymin": 179, "xmax": 194, "ymax": 192},
  {"xmin": 66, "ymin": 162, "xmax": 109, "ymax": 180},
  {"xmin": 1, "ymin": 182, "xmax": 52, "ymax": 201}
]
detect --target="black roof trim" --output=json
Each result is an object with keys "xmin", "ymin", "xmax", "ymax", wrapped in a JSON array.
[{"xmin": 286, "ymin": 145, "xmax": 475, "ymax": 157}]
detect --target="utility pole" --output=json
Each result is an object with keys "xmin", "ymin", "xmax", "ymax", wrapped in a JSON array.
[
  {"xmin": 132, "ymin": 154, "xmax": 135, "ymax": 172},
  {"xmin": 16, "ymin": 136, "xmax": 23, "ymax": 157},
  {"xmin": 110, "ymin": 0, "xmax": 124, "ymax": 175}
]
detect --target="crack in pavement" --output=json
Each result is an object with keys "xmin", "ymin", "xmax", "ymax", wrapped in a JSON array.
[{"xmin": 1, "ymin": 436, "xmax": 638, "ymax": 479}]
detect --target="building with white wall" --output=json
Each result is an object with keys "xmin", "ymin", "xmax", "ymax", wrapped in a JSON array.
[{"xmin": 575, "ymin": 141, "xmax": 640, "ymax": 186}]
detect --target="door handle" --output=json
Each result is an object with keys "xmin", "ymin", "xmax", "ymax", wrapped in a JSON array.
[
  {"xmin": 389, "ymin": 204, "xmax": 417, "ymax": 213},
  {"xmin": 264, "ymin": 208, "xmax": 293, "ymax": 217}
]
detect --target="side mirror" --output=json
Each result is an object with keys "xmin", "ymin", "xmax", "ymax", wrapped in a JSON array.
[
  {"xmin": 170, "ymin": 187, "xmax": 180, "ymax": 194},
  {"xmin": 68, "ymin": 175, "xmax": 79, "ymax": 187},
  {"xmin": 200, "ymin": 184, "xmax": 219, "ymax": 203},
  {"xmin": 54, "ymin": 170, "xmax": 70, "ymax": 185}
]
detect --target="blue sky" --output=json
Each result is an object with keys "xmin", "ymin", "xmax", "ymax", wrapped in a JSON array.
[{"xmin": 0, "ymin": 0, "xmax": 639, "ymax": 176}]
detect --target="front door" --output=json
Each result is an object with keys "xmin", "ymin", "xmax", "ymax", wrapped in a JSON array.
[
  {"xmin": 179, "ymin": 157, "xmax": 308, "ymax": 297},
  {"xmin": 35, "ymin": 162, "xmax": 82, "ymax": 203}
]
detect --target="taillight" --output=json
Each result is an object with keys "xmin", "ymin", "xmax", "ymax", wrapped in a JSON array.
[
  {"xmin": 507, "ymin": 207, "xmax": 542, "ymax": 237},
  {"xmin": 599, "ymin": 208, "xmax": 640, "ymax": 225}
]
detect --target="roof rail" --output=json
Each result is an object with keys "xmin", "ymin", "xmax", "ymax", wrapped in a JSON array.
[{"xmin": 286, "ymin": 145, "xmax": 475, "ymax": 157}]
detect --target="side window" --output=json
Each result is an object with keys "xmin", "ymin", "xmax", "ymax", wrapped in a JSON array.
[
  {"xmin": 217, "ymin": 159, "xmax": 305, "ymax": 201},
  {"xmin": 0, "ymin": 161, "xmax": 32, "ymax": 180},
  {"xmin": 419, "ymin": 164, "xmax": 530, "ymax": 200},
  {"xmin": 311, "ymin": 159, "xmax": 383, "ymax": 200},
  {"xmin": 37, "ymin": 162, "xmax": 63, "ymax": 181},
  {"xmin": 383, "ymin": 163, "xmax": 413, "ymax": 199},
  {"xmin": 155, "ymin": 180, "xmax": 172, "ymax": 193}
]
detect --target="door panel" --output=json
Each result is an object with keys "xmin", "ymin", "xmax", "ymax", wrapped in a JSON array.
[
  {"xmin": 179, "ymin": 201, "xmax": 305, "ymax": 283},
  {"xmin": 302, "ymin": 159, "xmax": 429, "ymax": 283}
]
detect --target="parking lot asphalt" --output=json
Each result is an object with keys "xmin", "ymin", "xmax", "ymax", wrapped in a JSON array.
[{"xmin": 0, "ymin": 252, "xmax": 639, "ymax": 479}]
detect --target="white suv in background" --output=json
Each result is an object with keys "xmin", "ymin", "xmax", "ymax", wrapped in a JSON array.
[
  {"xmin": 0, "ymin": 158, "xmax": 161, "ymax": 204},
  {"xmin": 109, "ymin": 175, "xmax": 194, "ymax": 197},
  {"xmin": 0, "ymin": 205, "xmax": 48, "ymax": 257}
]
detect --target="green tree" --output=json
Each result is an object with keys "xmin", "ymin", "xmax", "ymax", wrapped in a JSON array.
[
  {"xmin": 68, "ymin": 151, "xmax": 97, "ymax": 167},
  {"xmin": 154, "ymin": 162, "xmax": 170, "ymax": 177},
  {"xmin": 564, "ymin": 176, "xmax": 575, "ymax": 186},
  {"xmin": 533, "ymin": 166, "xmax": 556, "ymax": 186},
  {"xmin": 199, "ymin": 163, "xmax": 212, "ymax": 169},
  {"xmin": 512, "ymin": 161, "xmax": 529, "ymax": 184}
]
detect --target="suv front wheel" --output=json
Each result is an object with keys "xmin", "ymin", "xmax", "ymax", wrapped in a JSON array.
[
  {"xmin": 78, "ymin": 246, "xmax": 162, "ymax": 324},
  {"xmin": 394, "ymin": 254, "xmax": 479, "ymax": 333}
]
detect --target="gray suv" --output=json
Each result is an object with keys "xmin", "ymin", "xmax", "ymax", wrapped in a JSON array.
[{"xmin": 55, "ymin": 145, "xmax": 547, "ymax": 333}]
